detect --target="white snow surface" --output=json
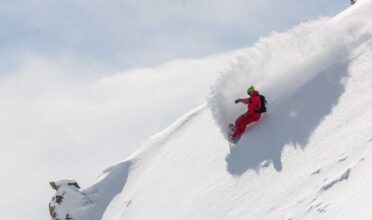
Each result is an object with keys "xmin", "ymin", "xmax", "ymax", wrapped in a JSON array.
[{"xmin": 57, "ymin": 1, "xmax": 372, "ymax": 219}]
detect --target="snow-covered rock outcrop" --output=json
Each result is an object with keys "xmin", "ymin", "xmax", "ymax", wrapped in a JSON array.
[
  {"xmin": 49, "ymin": 180, "xmax": 88, "ymax": 220},
  {"xmin": 49, "ymin": 161, "xmax": 132, "ymax": 220}
]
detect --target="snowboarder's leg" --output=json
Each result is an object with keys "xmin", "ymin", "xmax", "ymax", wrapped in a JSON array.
[
  {"xmin": 231, "ymin": 113, "xmax": 261, "ymax": 140},
  {"xmin": 232, "ymin": 114, "xmax": 251, "ymax": 140}
]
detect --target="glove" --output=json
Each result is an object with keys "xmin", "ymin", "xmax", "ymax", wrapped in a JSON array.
[{"xmin": 234, "ymin": 99, "xmax": 240, "ymax": 104}]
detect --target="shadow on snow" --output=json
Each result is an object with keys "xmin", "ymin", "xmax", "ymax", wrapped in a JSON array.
[
  {"xmin": 226, "ymin": 61, "xmax": 349, "ymax": 175},
  {"xmin": 82, "ymin": 161, "xmax": 131, "ymax": 219}
]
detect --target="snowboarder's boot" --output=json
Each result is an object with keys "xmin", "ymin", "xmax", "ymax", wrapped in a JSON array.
[
  {"xmin": 228, "ymin": 124, "xmax": 238, "ymax": 143},
  {"xmin": 228, "ymin": 124, "xmax": 235, "ymax": 135}
]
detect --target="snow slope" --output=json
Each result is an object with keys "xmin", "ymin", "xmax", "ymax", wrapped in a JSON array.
[{"xmin": 54, "ymin": 0, "xmax": 372, "ymax": 219}]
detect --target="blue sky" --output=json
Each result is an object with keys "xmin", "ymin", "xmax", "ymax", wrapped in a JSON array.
[{"xmin": 1, "ymin": 0, "xmax": 348, "ymax": 71}]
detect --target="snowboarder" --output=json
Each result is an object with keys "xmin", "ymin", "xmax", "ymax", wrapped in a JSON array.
[
  {"xmin": 351, "ymin": 0, "xmax": 356, "ymax": 5},
  {"xmin": 229, "ymin": 85, "xmax": 266, "ymax": 143}
]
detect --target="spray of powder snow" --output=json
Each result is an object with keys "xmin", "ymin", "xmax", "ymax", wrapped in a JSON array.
[{"xmin": 208, "ymin": 3, "xmax": 372, "ymax": 138}]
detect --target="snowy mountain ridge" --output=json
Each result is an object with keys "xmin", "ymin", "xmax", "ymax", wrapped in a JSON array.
[{"xmin": 50, "ymin": 1, "xmax": 372, "ymax": 219}]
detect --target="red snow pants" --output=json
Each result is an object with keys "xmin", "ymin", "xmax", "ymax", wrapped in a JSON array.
[{"xmin": 232, "ymin": 112, "xmax": 261, "ymax": 139}]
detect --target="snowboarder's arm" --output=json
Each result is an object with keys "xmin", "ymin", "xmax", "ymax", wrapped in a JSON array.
[{"xmin": 239, "ymin": 98, "xmax": 250, "ymax": 104}]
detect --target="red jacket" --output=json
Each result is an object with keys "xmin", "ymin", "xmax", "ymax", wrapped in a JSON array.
[{"xmin": 239, "ymin": 90, "xmax": 262, "ymax": 115}]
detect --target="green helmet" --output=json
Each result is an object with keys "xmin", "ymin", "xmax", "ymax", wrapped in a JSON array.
[{"xmin": 247, "ymin": 85, "xmax": 255, "ymax": 94}]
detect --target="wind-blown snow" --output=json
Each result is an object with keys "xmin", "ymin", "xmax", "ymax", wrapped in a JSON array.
[
  {"xmin": 52, "ymin": 0, "xmax": 372, "ymax": 219},
  {"xmin": 208, "ymin": 0, "xmax": 372, "ymax": 137}
]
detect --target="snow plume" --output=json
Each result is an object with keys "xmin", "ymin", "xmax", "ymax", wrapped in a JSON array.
[
  {"xmin": 208, "ymin": 2, "xmax": 372, "ymax": 137},
  {"xmin": 0, "ymin": 53, "xmax": 229, "ymax": 220}
]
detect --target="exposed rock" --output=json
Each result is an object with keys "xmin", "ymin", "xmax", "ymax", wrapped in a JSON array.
[{"xmin": 50, "ymin": 181, "xmax": 58, "ymax": 190}]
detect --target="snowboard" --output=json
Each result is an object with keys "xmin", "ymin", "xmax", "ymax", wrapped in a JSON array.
[{"xmin": 228, "ymin": 123, "xmax": 238, "ymax": 144}]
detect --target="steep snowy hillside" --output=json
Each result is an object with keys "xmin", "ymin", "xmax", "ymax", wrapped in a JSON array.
[{"xmin": 50, "ymin": 0, "xmax": 372, "ymax": 219}]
